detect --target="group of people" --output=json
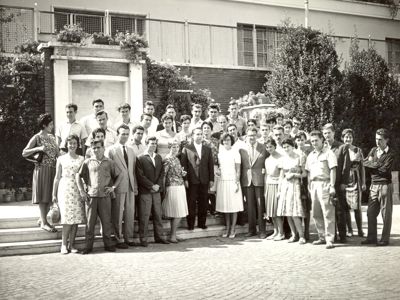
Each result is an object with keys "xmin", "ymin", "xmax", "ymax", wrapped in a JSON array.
[{"xmin": 22, "ymin": 98, "xmax": 395, "ymax": 254}]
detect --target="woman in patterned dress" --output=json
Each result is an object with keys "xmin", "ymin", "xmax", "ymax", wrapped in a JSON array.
[
  {"xmin": 162, "ymin": 140, "xmax": 188, "ymax": 243},
  {"xmin": 22, "ymin": 113, "xmax": 59, "ymax": 233},
  {"xmin": 277, "ymin": 138, "xmax": 306, "ymax": 244},
  {"xmin": 52, "ymin": 135, "xmax": 86, "ymax": 254},
  {"xmin": 155, "ymin": 114, "xmax": 177, "ymax": 159}
]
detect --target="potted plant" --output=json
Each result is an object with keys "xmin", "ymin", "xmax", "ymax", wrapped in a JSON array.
[
  {"xmin": 3, "ymin": 189, "xmax": 14, "ymax": 203},
  {"xmin": 56, "ymin": 24, "xmax": 87, "ymax": 43},
  {"xmin": 15, "ymin": 188, "xmax": 25, "ymax": 202},
  {"xmin": 24, "ymin": 187, "xmax": 32, "ymax": 201},
  {"xmin": 114, "ymin": 31, "xmax": 148, "ymax": 63},
  {"xmin": 92, "ymin": 32, "xmax": 113, "ymax": 45}
]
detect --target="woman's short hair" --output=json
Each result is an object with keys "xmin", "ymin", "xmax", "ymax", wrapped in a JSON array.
[
  {"xmin": 247, "ymin": 118, "xmax": 257, "ymax": 126},
  {"xmin": 282, "ymin": 138, "xmax": 295, "ymax": 148},
  {"xmin": 265, "ymin": 138, "xmax": 277, "ymax": 148},
  {"xmin": 145, "ymin": 136, "xmax": 158, "ymax": 145},
  {"xmin": 38, "ymin": 113, "xmax": 53, "ymax": 129},
  {"xmin": 294, "ymin": 131, "xmax": 307, "ymax": 141},
  {"xmin": 376, "ymin": 128, "xmax": 389, "ymax": 140},
  {"xmin": 161, "ymin": 113, "xmax": 174, "ymax": 123},
  {"xmin": 91, "ymin": 127, "xmax": 106, "ymax": 138},
  {"xmin": 180, "ymin": 114, "xmax": 191, "ymax": 123},
  {"xmin": 168, "ymin": 139, "xmax": 180, "ymax": 148},
  {"xmin": 201, "ymin": 121, "xmax": 213, "ymax": 131},
  {"xmin": 64, "ymin": 134, "xmax": 80, "ymax": 150},
  {"xmin": 220, "ymin": 133, "xmax": 235, "ymax": 145},
  {"xmin": 341, "ymin": 128, "xmax": 354, "ymax": 140}
]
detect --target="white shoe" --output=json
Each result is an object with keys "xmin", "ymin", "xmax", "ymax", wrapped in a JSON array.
[{"xmin": 60, "ymin": 245, "xmax": 68, "ymax": 254}]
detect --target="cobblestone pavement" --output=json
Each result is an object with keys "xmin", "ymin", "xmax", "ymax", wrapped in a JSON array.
[{"xmin": 1, "ymin": 206, "xmax": 400, "ymax": 300}]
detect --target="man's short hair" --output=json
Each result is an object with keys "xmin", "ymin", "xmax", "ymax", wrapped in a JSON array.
[
  {"xmin": 65, "ymin": 103, "xmax": 78, "ymax": 112},
  {"xmin": 228, "ymin": 99, "xmax": 238, "ymax": 107},
  {"xmin": 246, "ymin": 127, "xmax": 258, "ymax": 135},
  {"xmin": 322, "ymin": 123, "xmax": 335, "ymax": 132},
  {"xmin": 166, "ymin": 104, "xmax": 175, "ymax": 110},
  {"xmin": 118, "ymin": 103, "xmax": 131, "ymax": 112},
  {"xmin": 161, "ymin": 113, "xmax": 174, "ymax": 123},
  {"xmin": 192, "ymin": 103, "xmax": 202, "ymax": 110},
  {"xmin": 217, "ymin": 115, "xmax": 228, "ymax": 121},
  {"xmin": 180, "ymin": 115, "xmax": 191, "ymax": 123},
  {"xmin": 192, "ymin": 127, "xmax": 203, "ymax": 135},
  {"xmin": 144, "ymin": 101, "xmax": 154, "ymax": 107},
  {"xmin": 92, "ymin": 99, "xmax": 104, "ymax": 106},
  {"xmin": 116, "ymin": 124, "xmax": 130, "ymax": 135},
  {"xmin": 272, "ymin": 125, "xmax": 284, "ymax": 132},
  {"xmin": 91, "ymin": 128, "xmax": 106, "ymax": 138},
  {"xmin": 91, "ymin": 139, "xmax": 104, "ymax": 147},
  {"xmin": 141, "ymin": 113, "xmax": 153, "ymax": 121},
  {"xmin": 376, "ymin": 128, "xmax": 389, "ymax": 140},
  {"xmin": 276, "ymin": 113, "xmax": 284, "ymax": 118},
  {"xmin": 95, "ymin": 110, "xmax": 108, "ymax": 119},
  {"xmin": 132, "ymin": 125, "xmax": 145, "ymax": 134},
  {"xmin": 309, "ymin": 130, "xmax": 324, "ymax": 140},
  {"xmin": 145, "ymin": 136, "xmax": 158, "ymax": 145},
  {"xmin": 283, "ymin": 120, "xmax": 293, "ymax": 127},
  {"xmin": 247, "ymin": 118, "xmax": 257, "ymax": 126},
  {"xmin": 201, "ymin": 121, "xmax": 213, "ymax": 131},
  {"xmin": 341, "ymin": 128, "xmax": 354, "ymax": 140},
  {"xmin": 260, "ymin": 122, "xmax": 269, "ymax": 128},
  {"xmin": 227, "ymin": 123, "xmax": 237, "ymax": 130},
  {"xmin": 208, "ymin": 103, "xmax": 220, "ymax": 111},
  {"xmin": 294, "ymin": 131, "xmax": 308, "ymax": 141}
]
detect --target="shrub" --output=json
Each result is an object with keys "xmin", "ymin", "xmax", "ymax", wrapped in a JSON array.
[{"xmin": 56, "ymin": 24, "xmax": 88, "ymax": 43}]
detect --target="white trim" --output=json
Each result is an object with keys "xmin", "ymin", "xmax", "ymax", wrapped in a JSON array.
[
  {"xmin": 50, "ymin": 55, "xmax": 132, "ymax": 63},
  {"xmin": 68, "ymin": 75, "xmax": 129, "ymax": 81},
  {"xmin": 170, "ymin": 62, "xmax": 271, "ymax": 72}
]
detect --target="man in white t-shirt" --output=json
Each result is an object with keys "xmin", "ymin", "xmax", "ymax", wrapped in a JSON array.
[{"xmin": 80, "ymin": 99, "xmax": 107, "ymax": 137}]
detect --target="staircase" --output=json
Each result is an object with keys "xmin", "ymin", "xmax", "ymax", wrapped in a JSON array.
[{"xmin": 0, "ymin": 201, "xmax": 253, "ymax": 256}]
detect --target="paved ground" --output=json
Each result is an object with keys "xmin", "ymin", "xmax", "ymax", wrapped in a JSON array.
[{"xmin": 1, "ymin": 206, "xmax": 400, "ymax": 300}]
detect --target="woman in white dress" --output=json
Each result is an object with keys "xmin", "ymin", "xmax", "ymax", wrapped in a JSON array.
[
  {"xmin": 155, "ymin": 114, "xmax": 176, "ymax": 159},
  {"xmin": 216, "ymin": 133, "xmax": 243, "ymax": 238},
  {"xmin": 162, "ymin": 140, "xmax": 188, "ymax": 243},
  {"xmin": 52, "ymin": 135, "xmax": 86, "ymax": 254},
  {"xmin": 277, "ymin": 138, "xmax": 306, "ymax": 244}
]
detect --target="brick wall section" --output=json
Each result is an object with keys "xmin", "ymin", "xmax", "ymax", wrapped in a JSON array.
[
  {"xmin": 180, "ymin": 66, "xmax": 268, "ymax": 113},
  {"xmin": 42, "ymin": 47, "xmax": 54, "ymax": 116},
  {"xmin": 68, "ymin": 61, "xmax": 129, "ymax": 76}
]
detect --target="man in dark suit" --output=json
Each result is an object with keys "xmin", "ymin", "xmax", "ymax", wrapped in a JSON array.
[
  {"xmin": 156, "ymin": 104, "xmax": 181, "ymax": 132},
  {"xmin": 322, "ymin": 123, "xmax": 348, "ymax": 243},
  {"xmin": 181, "ymin": 127, "xmax": 214, "ymax": 230},
  {"xmin": 136, "ymin": 136, "xmax": 169, "ymax": 247},
  {"xmin": 240, "ymin": 128, "xmax": 269, "ymax": 238}
]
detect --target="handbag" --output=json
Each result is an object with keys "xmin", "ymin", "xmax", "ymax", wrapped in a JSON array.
[
  {"xmin": 25, "ymin": 151, "xmax": 44, "ymax": 163},
  {"xmin": 47, "ymin": 203, "xmax": 61, "ymax": 224}
]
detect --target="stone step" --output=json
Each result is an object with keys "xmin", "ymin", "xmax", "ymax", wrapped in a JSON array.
[
  {"xmin": 0, "ymin": 216, "xmax": 226, "ymax": 243},
  {"xmin": 0, "ymin": 224, "xmax": 250, "ymax": 257}
]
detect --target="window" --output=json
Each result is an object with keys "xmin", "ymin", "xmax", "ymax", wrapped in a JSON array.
[
  {"xmin": 237, "ymin": 24, "xmax": 281, "ymax": 68},
  {"xmin": 387, "ymin": 38, "xmax": 400, "ymax": 74},
  {"xmin": 54, "ymin": 8, "xmax": 104, "ymax": 33},
  {"xmin": 110, "ymin": 14, "xmax": 145, "ymax": 35}
]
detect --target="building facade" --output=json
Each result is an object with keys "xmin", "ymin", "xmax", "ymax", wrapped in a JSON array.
[{"xmin": 1, "ymin": 0, "xmax": 400, "ymax": 113}]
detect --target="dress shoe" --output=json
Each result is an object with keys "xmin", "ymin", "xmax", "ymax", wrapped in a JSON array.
[
  {"xmin": 326, "ymin": 241, "xmax": 335, "ymax": 249},
  {"xmin": 154, "ymin": 239, "xmax": 170, "ymax": 244},
  {"xmin": 104, "ymin": 246, "xmax": 116, "ymax": 252},
  {"xmin": 245, "ymin": 232, "xmax": 257, "ymax": 237},
  {"xmin": 358, "ymin": 232, "xmax": 365, "ymax": 237},
  {"xmin": 338, "ymin": 237, "xmax": 347, "ymax": 244},
  {"xmin": 273, "ymin": 234, "xmax": 285, "ymax": 241},
  {"xmin": 312, "ymin": 239, "xmax": 326, "ymax": 245},
  {"xmin": 377, "ymin": 241, "xmax": 389, "ymax": 246},
  {"xmin": 60, "ymin": 245, "xmax": 69, "ymax": 255},
  {"xmin": 81, "ymin": 248, "xmax": 92, "ymax": 255},
  {"xmin": 229, "ymin": 231, "xmax": 236, "ymax": 239},
  {"xmin": 361, "ymin": 239, "xmax": 377, "ymax": 245},
  {"xmin": 116, "ymin": 243, "xmax": 129, "ymax": 249},
  {"xmin": 168, "ymin": 239, "xmax": 178, "ymax": 244},
  {"xmin": 298, "ymin": 238, "xmax": 306, "ymax": 245},
  {"xmin": 126, "ymin": 241, "xmax": 137, "ymax": 247},
  {"xmin": 188, "ymin": 226, "xmax": 194, "ymax": 231},
  {"xmin": 198, "ymin": 225, "xmax": 208, "ymax": 230},
  {"xmin": 140, "ymin": 241, "xmax": 148, "ymax": 247},
  {"xmin": 259, "ymin": 233, "xmax": 267, "ymax": 239}
]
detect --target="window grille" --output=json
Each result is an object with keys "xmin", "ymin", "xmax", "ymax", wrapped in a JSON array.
[
  {"xmin": 387, "ymin": 38, "xmax": 400, "ymax": 74},
  {"xmin": 237, "ymin": 24, "xmax": 254, "ymax": 67},
  {"xmin": 110, "ymin": 15, "xmax": 145, "ymax": 35}
]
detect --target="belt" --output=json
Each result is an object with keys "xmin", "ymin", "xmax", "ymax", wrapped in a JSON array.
[{"xmin": 310, "ymin": 178, "xmax": 330, "ymax": 182}]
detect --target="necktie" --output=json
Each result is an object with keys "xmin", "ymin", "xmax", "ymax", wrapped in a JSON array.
[{"xmin": 123, "ymin": 146, "xmax": 129, "ymax": 167}]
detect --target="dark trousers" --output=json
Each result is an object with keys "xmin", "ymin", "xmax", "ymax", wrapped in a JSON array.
[
  {"xmin": 187, "ymin": 183, "xmax": 208, "ymax": 228},
  {"xmin": 139, "ymin": 193, "xmax": 164, "ymax": 242},
  {"xmin": 244, "ymin": 185, "xmax": 266, "ymax": 234},
  {"xmin": 208, "ymin": 193, "xmax": 216, "ymax": 214},
  {"xmin": 85, "ymin": 196, "xmax": 113, "ymax": 249},
  {"xmin": 367, "ymin": 183, "xmax": 393, "ymax": 243},
  {"xmin": 346, "ymin": 209, "xmax": 363, "ymax": 235},
  {"xmin": 335, "ymin": 189, "xmax": 347, "ymax": 240}
]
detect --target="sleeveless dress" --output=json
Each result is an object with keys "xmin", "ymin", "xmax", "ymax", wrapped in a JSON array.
[
  {"xmin": 162, "ymin": 156, "xmax": 188, "ymax": 218},
  {"xmin": 57, "ymin": 155, "xmax": 86, "ymax": 225},
  {"xmin": 216, "ymin": 148, "xmax": 243, "ymax": 213},
  {"xmin": 264, "ymin": 154, "xmax": 281, "ymax": 218},
  {"xmin": 32, "ymin": 134, "xmax": 58, "ymax": 204},
  {"xmin": 276, "ymin": 154, "xmax": 305, "ymax": 217}
]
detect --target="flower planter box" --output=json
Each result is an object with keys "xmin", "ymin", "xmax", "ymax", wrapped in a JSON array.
[
  {"xmin": 24, "ymin": 191, "xmax": 32, "ymax": 200},
  {"xmin": 93, "ymin": 37, "xmax": 110, "ymax": 45},
  {"xmin": 15, "ymin": 193, "xmax": 24, "ymax": 202}
]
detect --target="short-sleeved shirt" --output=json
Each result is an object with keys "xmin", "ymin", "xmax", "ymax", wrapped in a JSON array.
[
  {"xmin": 227, "ymin": 115, "xmax": 247, "ymax": 136},
  {"xmin": 56, "ymin": 121, "xmax": 88, "ymax": 149},
  {"xmin": 128, "ymin": 141, "xmax": 146, "ymax": 157},
  {"xmin": 85, "ymin": 127, "xmax": 118, "ymax": 148},
  {"xmin": 78, "ymin": 156, "xmax": 120, "ymax": 197},
  {"xmin": 305, "ymin": 148, "xmax": 337, "ymax": 181},
  {"xmin": 189, "ymin": 118, "xmax": 204, "ymax": 132},
  {"xmin": 205, "ymin": 118, "xmax": 222, "ymax": 133}
]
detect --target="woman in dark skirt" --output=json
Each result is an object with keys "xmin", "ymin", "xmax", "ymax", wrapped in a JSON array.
[{"xmin": 23, "ymin": 113, "xmax": 59, "ymax": 232}]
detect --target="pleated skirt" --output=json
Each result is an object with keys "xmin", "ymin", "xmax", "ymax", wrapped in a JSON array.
[
  {"xmin": 264, "ymin": 183, "xmax": 279, "ymax": 218},
  {"xmin": 32, "ymin": 165, "xmax": 56, "ymax": 204},
  {"xmin": 162, "ymin": 185, "xmax": 188, "ymax": 218}
]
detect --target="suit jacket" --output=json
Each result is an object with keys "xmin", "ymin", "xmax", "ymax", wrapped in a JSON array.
[
  {"xmin": 327, "ymin": 140, "xmax": 348, "ymax": 186},
  {"xmin": 240, "ymin": 142, "xmax": 269, "ymax": 187},
  {"xmin": 106, "ymin": 144, "xmax": 137, "ymax": 194},
  {"xmin": 156, "ymin": 121, "xmax": 181, "ymax": 132},
  {"xmin": 136, "ymin": 153, "xmax": 165, "ymax": 194},
  {"xmin": 181, "ymin": 142, "xmax": 214, "ymax": 185}
]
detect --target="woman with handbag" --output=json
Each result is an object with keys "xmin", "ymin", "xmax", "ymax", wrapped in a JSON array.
[
  {"xmin": 22, "ymin": 113, "xmax": 59, "ymax": 233},
  {"xmin": 52, "ymin": 135, "xmax": 86, "ymax": 254}
]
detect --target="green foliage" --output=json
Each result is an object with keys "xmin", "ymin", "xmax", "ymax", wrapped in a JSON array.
[
  {"xmin": 91, "ymin": 32, "xmax": 114, "ymax": 45},
  {"xmin": 116, "ymin": 31, "xmax": 149, "ymax": 63},
  {"xmin": 337, "ymin": 39, "xmax": 400, "ymax": 158},
  {"xmin": 14, "ymin": 40, "xmax": 41, "ymax": 55},
  {"xmin": 56, "ymin": 24, "xmax": 88, "ymax": 43},
  {"xmin": 0, "ymin": 53, "xmax": 45, "ymax": 186},
  {"xmin": 146, "ymin": 57, "xmax": 211, "ymax": 119},
  {"xmin": 264, "ymin": 24, "xmax": 342, "ymax": 132}
]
